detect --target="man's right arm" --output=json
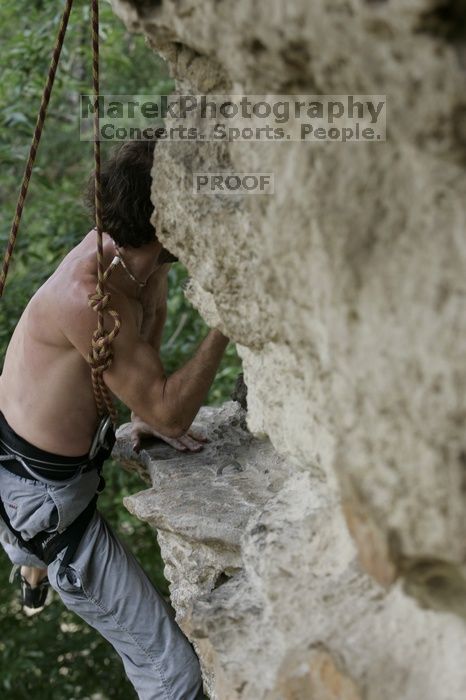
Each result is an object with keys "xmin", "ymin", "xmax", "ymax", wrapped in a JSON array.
[{"xmin": 62, "ymin": 286, "xmax": 229, "ymax": 437}]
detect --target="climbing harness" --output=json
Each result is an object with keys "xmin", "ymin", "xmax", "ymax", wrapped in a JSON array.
[
  {"xmin": 0, "ymin": 0, "xmax": 121, "ymax": 426},
  {"xmin": 0, "ymin": 412, "xmax": 115, "ymax": 571}
]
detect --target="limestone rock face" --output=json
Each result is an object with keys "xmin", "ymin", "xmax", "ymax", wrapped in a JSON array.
[
  {"xmin": 114, "ymin": 404, "xmax": 466, "ymax": 700},
  {"xmin": 110, "ymin": 0, "xmax": 466, "ymax": 698}
]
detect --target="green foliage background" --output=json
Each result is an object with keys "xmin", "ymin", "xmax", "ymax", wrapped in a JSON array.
[{"xmin": 0, "ymin": 1, "xmax": 240, "ymax": 697}]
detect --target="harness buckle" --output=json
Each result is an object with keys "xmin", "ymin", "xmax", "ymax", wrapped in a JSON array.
[{"xmin": 88, "ymin": 415, "xmax": 114, "ymax": 461}]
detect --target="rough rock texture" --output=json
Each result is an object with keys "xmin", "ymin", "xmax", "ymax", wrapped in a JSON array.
[
  {"xmin": 114, "ymin": 404, "xmax": 466, "ymax": 700},
  {"xmin": 110, "ymin": 1, "xmax": 466, "ymax": 698}
]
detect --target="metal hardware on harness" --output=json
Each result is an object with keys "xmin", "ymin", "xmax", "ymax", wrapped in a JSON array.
[
  {"xmin": 88, "ymin": 414, "xmax": 113, "ymax": 460},
  {"xmin": 0, "ymin": 415, "xmax": 115, "ymax": 485}
]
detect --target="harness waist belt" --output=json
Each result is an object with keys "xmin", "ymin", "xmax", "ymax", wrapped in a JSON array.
[
  {"xmin": 0, "ymin": 411, "xmax": 116, "ymax": 568},
  {"xmin": 0, "ymin": 410, "xmax": 115, "ymax": 481}
]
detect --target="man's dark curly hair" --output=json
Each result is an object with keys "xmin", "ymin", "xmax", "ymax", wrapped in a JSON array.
[{"xmin": 86, "ymin": 140, "xmax": 157, "ymax": 248}]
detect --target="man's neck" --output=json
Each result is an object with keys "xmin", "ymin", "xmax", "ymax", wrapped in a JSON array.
[
  {"xmin": 115, "ymin": 250, "xmax": 147, "ymax": 289},
  {"xmin": 108, "ymin": 239, "xmax": 163, "ymax": 299}
]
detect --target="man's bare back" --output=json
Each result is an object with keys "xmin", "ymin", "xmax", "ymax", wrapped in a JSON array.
[
  {"xmin": 0, "ymin": 224, "xmax": 229, "ymax": 459},
  {"xmin": 0, "ymin": 229, "xmax": 168, "ymax": 456}
]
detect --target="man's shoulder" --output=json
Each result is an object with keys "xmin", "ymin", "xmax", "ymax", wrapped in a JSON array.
[
  {"xmin": 59, "ymin": 269, "xmax": 144, "ymax": 357},
  {"xmin": 58, "ymin": 274, "xmax": 133, "ymax": 330}
]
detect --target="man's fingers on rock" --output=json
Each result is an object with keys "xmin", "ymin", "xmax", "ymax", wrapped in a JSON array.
[
  {"xmin": 174, "ymin": 443, "xmax": 188, "ymax": 451},
  {"xmin": 181, "ymin": 435, "xmax": 204, "ymax": 452},
  {"xmin": 165, "ymin": 437, "xmax": 188, "ymax": 451},
  {"xmin": 187, "ymin": 430, "xmax": 209, "ymax": 443},
  {"xmin": 130, "ymin": 427, "xmax": 205, "ymax": 452}
]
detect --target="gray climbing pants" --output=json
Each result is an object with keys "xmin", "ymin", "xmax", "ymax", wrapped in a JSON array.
[{"xmin": 0, "ymin": 460, "xmax": 203, "ymax": 700}]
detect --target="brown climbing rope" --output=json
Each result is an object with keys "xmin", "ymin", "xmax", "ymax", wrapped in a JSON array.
[
  {"xmin": 0, "ymin": 0, "xmax": 74, "ymax": 296},
  {"xmin": 1, "ymin": 0, "xmax": 120, "ymax": 426},
  {"xmin": 86, "ymin": 0, "xmax": 120, "ymax": 425}
]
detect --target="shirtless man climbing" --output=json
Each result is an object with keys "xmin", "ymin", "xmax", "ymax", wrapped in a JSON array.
[{"xmin": 0, "ymin": 140, "xmax": 228, "ymax": 700}]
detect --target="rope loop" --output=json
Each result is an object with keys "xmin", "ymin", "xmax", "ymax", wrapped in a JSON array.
[{"xmin": 86, "ymin": 283, "xmax": 121, "ymax": 424}]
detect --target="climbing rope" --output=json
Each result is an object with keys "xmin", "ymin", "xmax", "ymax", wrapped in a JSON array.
[
  {"xmin": 86, "ymin": 0, "xmax": 120, "ymax": 425},
  {"xmin": 0, "ymin": 0, "xmax": 74, "ymax": 297},
  {"xmin": 1, "ymin": 0, "xmax": 120, "ymax": 426}
]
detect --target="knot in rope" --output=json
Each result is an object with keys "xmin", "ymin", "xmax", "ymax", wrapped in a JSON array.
[
  {"xmin": 86, "ymin": 283, "xmax": 121, "ymax": 423},
  {"xmin": 86, "ymin": 299, "xmax": 121, "ymax": 375},
  {"xmin": 88, "ymin": 290, "xmax": 110, "ymax": 313},
  {"xmin": 87, "ymin": 331, "xmax": 112, "ymax": 374}
]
